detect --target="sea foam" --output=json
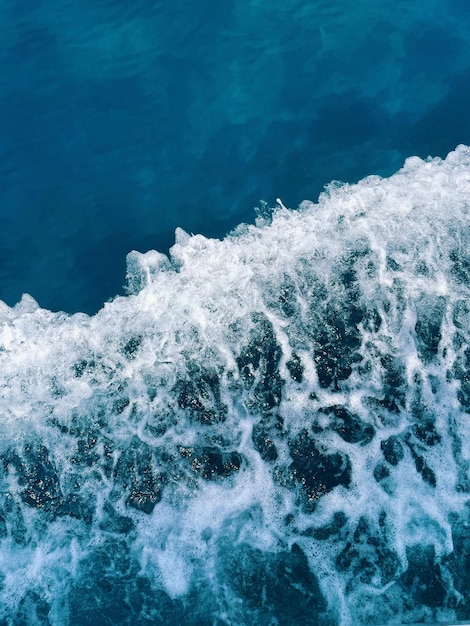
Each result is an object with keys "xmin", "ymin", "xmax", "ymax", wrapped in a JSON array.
[{"xmin": 1, "ymin": 146, "xmax": 470, "ymax": 624}]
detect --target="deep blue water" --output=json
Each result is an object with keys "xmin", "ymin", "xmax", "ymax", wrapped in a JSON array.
[
  {"xmin": 1, "ymin": 3, "xmax": 470, "ymax": 626},
  {"xmin": 1, "ymin": 0, "xmax": 470, "ymax": 313}
]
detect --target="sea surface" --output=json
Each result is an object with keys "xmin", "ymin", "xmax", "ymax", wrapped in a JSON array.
[{"xmin": 0, "ymin": 1, "xmax": 470, "ymax": 625}]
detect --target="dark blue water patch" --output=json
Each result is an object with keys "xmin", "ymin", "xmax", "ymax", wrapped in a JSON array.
[
  {"xmin": 406, "ymin": 70, "xmax": 470, "ymax": 158},
  {"xmin": 402, "ymin": 24, "xmax": 464, "ymax": 80},
  {"xmin": 319, "ymin": 405, "xmax": 375, "ymax": 445},
  {"xmin": 68, "ymin": 540, "xmax": 180, "ymax": 626},
  {"xmin": 289, "ymin": 429, "xmax": 352, "ymax": 512},
  {"xmin": 308, "ymin": 92, "xmax": 389, "ymax": 148},
  {"xmin": 335, "ymin": 516, "xmax": 401, "ymax": 592},
  {"xmin": 218, "ymin": 541, "xmax": 329, "ymax": 625}
]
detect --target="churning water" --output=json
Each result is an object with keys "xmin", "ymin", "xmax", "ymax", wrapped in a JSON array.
[
  {"xmin": 1, "ymin": 1, "xmax": 470, "ymax": 624},
  {"xmin": 1, "ymin": 147, "xmax": 470, "ymax": 624}
]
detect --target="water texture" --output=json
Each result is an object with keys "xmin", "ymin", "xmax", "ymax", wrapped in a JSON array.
[
  {"xmin": 2, "ymin": 2, "xmax": 470, "ymax": 624},
  {"xmin": 0, "ymin": 147, "xmax": 469, "ymax": 624},
  {"xmin": 1, "ymin": 0, "xmax": 470, "ymax": 312}
]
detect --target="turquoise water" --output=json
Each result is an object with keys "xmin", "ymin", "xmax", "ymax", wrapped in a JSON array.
[
  {"xmin": 1, "ymin": 0, "xmax": 470, "ymax": 313},
  {"xmin": 1, "ymin": 2, "xmax": 470, "ymax": 625}
]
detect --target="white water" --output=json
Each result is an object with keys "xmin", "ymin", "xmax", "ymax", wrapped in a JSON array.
[{"xmin": 1, "ymin": 146, "xmax": 470, "ymax": 624}]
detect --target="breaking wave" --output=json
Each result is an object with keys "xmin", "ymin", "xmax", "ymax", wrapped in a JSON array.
[{"xmin": 1, "ymin": 146, "xmax": 470, "ymax": 625}]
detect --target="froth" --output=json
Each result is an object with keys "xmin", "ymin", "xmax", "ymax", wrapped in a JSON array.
[{"xmin": 1, "ymin": 146, "xmax": 470, "ymax": 624}]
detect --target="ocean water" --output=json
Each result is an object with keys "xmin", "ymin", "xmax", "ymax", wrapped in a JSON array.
[
  {"xmin": 1, "ymin": 1, "xmax": 470, "ymax": 625},
  {"xmin": 1, "ymin": 148, "xmax": 470, "ymax": 624},
  {"xmin": 1, "ymin": 0, "xmax": 470, "ymax": 313}
]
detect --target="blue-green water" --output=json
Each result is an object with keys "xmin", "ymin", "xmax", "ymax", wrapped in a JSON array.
[
  {"xmin": 1, "ymin": 2, "xmax": 470, "ymax": 625},
  {"xmin": 1, "ymin": 0, "xmax": 470, "ymax": 313}
]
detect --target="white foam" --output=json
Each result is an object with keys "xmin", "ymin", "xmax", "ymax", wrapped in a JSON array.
[{"xmin": 1, "ymin": 145, "xmax": 470, "ymax": 624}]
